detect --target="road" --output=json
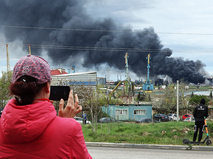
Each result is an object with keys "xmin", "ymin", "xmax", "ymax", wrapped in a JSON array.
[{"xmin": 88, "ymin": 147, "xmax": 213, "ymax": 159}]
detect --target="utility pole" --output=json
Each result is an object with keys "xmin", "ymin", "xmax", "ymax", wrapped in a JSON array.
[
  {"xmin": 29, "ymin": 44, "xmax": 31, "ymax": 55},
  {"xmin": 6, "ymin": 44, "xmax": 10, "ymax": 73},
  {"xmin": 177, "ymin": 80, "xmax": 179, "ymax": 121}
]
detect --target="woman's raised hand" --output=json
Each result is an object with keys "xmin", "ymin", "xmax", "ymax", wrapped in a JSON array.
[{"xmin": 58, "ymin": 90, "xmax": 82, "ymax": 118}]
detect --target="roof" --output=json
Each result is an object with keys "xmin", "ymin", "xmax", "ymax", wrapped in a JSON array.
[
  {"xmin": 50, "ymin": 71, "xmax": 97, "ymax": 85},
  {"xmin": 51, "ymin": 71, "xmax": 96, "ymax": 77},
  {"xmin": 51, "ymin": 69, "xmax": 68, "ymax": 75}
]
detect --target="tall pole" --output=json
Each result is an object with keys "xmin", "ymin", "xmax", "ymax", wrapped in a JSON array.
[
  {"xmin": 124, "ymin": 53, "xmax": 129, "ymax": 96},
  {"xmin": 124, "ymin": 53, "xmax": 129, "ymax": 82},
  {"xmin": 177, "ymin": 80, "xmax": 179, "ymax": 121},
  {"xmin": 29, "ymin": 44, "xmax": 31, "ymax": 55},
  {"xmin": 6, "ymin": 44, "xmax": 10, "ymax": 73}
]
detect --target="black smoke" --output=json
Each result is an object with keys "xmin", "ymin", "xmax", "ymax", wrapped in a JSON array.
[{"xmin": 0, "ymin": 0, "xmax": 205, "ymax": 84}]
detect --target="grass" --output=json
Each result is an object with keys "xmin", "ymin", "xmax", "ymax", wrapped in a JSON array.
[{"xmin": 82, "ymin": 121, "xmax": 213, "ymax": 145}]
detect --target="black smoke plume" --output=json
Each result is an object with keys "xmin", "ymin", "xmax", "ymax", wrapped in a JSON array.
[{"xmin": 0, "ymin": 0, "xmax": 205, "ymax": 83}]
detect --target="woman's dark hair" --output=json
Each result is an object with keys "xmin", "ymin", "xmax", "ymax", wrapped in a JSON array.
[{"xmin": 9, "ymin": 75, "xmax": 47, "ymax": 105}]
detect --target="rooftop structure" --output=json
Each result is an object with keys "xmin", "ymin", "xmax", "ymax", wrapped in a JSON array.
[
  {"xmin": 51, "ymin": 68, "xmax": 68, "ymax": 75},
  {"xmin": 51, "ymin": 71, "xmax": 97, "ymax": 86}
]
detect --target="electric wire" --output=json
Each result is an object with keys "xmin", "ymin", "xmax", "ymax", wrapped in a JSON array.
[
  {"xmin": 1, "ymin": 25, "xmax": 213, "ymax": 53},
  {"xmin": 1, "ymin": 43, "xmax": 213, "ymax": 53},
  {"xmin": 1, "ymin": 25, "xmax": 213, "ymax": 35}
]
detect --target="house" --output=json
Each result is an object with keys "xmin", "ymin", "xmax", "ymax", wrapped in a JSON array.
[{"xmin": 102, "ymin": 104, "xmax": 152, "ymax": 121}]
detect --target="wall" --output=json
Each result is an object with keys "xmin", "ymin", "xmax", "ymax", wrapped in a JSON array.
[
  {"xmin": 102, "ymin": 104, "xmax": 152, "ymax": 121},
  {"xmin": 51, "ymin": 71, "xmax": 97, "ymax": 86}
]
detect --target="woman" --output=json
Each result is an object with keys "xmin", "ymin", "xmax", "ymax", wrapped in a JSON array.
[{"xmin": 0, "ymin": 55, "xmax": 92, "ymax": 159}]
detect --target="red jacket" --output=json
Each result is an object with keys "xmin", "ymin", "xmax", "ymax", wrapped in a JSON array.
[{"xmin": 0, "ymin": 99, "xmax": 92, "ymax": 159}]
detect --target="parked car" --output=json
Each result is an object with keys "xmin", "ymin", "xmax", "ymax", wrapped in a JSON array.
[
  {"xmin": 135, "ymin": 118, "xmax": 158, "ymax": 123},
  {"xmin": 135, "ymin": 118, "xmax": 152, "ymax": 123},
  {"xmin": 153, "ymin": 114, "xmax": 169, "ymax": 122},
  {"xmin": 182, "ymin": 114, "xmax": 193, "ymax": 120},
  {"xmin": 183, "ymin": 117, "xmax": 195, "ymax": 122},
  {"xmin": 168, "ymin": 113, "xmax": 179, "ymax": 121},
  {"xmin": 98, "ymin": 117, "xmax": 122, "ymax": 123},
  {"xmin": 74, "ymin": 117, "xmax": 91, "ymax": 124}
]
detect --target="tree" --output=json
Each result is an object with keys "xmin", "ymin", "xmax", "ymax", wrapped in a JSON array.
[
  {"xmin": 210, "ymin": 91, "xmax": 212, "ymax": 99},
  {"xmin": 137, "ymin": 92, "xmax": 148, "ymax": 102},
  {"xmin": 0, "ymin": 71, "xmax": 12, "ymax": 109},
  {"xmin": 189, "ymin": 95, "xmax": 210, "ymax": 105},
  {"xmin": 86, "ymin": 84, "xmax": 122, "ymax": 132},
  {"xmin": 137, "ymin": 92, "xmax": 141, "ymax": 102},
  {"xmin": 51, "ymin": 78, "xmax": 122, "ymax": 132},
  {"xmin": 153, "ymin": 84, "xmax": 177, "ymax": 114},
  {"xmin": 179, "ymin": 81, "xmax": 190, "ymax": 108},
  {"xmin": 191, "ymin": 91, "xmax": 194, "ymax": 97}
]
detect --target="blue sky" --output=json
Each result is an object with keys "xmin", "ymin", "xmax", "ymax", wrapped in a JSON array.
[{"xmin": 1, "ymin": 0, "xmax": 213, "ymax": 80}]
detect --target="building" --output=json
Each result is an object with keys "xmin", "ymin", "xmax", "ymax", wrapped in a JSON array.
[
  {"xmin": 51, "ymin": 68, "xmax": 68, "ymax": 75},
  {"xmin": 102, "ymin": 104, "xmax": 152, "ymax": 121},
  {"xmin": 97, "ymin": 77, "xmax": 106, "ymax": 85},
  {"xmin": 51, "ymin": 71, "xmax": 97, "ymax": 86}
]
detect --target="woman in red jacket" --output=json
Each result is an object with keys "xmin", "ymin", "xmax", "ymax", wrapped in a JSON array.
[{"xmin": 0, "ymin": 55, "xmax": 92, "ymax": 159}]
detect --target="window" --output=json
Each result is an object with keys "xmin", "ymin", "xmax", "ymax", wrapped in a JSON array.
[
  {"xmin": 115, "ymin": 109, "xmax": 128, "ymax": 115},
  {"xmin": 134, "ymin": 110, "xmax": 145, "ymax": 115},
  {"xmin": 123, "ymin": 110, "xmax": 127, "ymax": 115}
]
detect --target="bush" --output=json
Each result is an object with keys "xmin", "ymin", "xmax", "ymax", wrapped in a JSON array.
[
  {"xmin": 207, "ymin": 120, "xmax": 213, "ymax": 132},
  {"xmin": 189, "ymin": 95, "xmax": 210, "ymax": 105}
]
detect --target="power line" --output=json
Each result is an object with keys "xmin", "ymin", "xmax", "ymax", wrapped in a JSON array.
[
  {"xmin": 1, "ymin": 43, "xmax": 213, "ymax": 53},
  {"xmin": 1, "ymin": 25, "xmax": 213, "ymax": 35},
  {"xmin": 21, "ymin": 44, "xmax": 213, "ymax": 53},
  {"xmin": 157, "ymin": 32, "xmax": 213, "ymax": 35},
  {"xmin": 0, "ymin": 25, "xmax": 129, "ymax": 33}
]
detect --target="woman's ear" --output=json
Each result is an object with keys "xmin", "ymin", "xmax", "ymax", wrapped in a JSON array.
[{"xmin": 44, "ymin": 82, "xmax": 51, "ymax": 93}]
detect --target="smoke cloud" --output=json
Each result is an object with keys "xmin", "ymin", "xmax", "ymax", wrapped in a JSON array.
[{"xmin": 0, "ymin": 0, "xmax": 205, "ymax": 83}]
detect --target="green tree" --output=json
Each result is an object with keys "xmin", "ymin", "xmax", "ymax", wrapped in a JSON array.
[
  {"xmin": 88, "ymin": 84, "xmax": 122, "ymax": 132},
  {"xmin": 189, "ymin": 95, "xmax": 210, "ymax": 105},
  {"xmin": 0, "ymin": 71, "xmax": 12, "ymax": 109},
  {"xmin": 210, "ymin": 91, "xmax": 212, "ymax": 99},
  {"xmin": 191, "ymin": 91, "xmax": 194, "ymax": 97},
  {"xmin": 137, "ymin": 92, "xmax": 141, "ymax": 101},
  {"xmin": 179, "ymin": 81, "xmax": 190, "ymax": 108},
  {"xmin": 52, "ymin": 79, "xmax": 122, "ymax": 132},
  {"xmin": 153, "ymin": 84, "xmax": 177, "ymax": 114}
]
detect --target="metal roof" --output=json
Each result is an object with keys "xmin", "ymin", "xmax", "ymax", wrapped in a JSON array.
[{"xmin": 51, "ymin": 71, "xmax": 96, "ymax": 77}]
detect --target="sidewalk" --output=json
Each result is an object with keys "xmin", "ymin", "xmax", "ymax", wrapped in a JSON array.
[{"xmin": 86, "ymin": 142, "xmax": 213, "ymax": 151}]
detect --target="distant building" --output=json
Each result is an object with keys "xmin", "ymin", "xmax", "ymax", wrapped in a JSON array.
[
  {"xmin": 51, "ymin": 68, "xmax": 68, "ymax": 75},
  {"xmin": 154, "ymin": 79, "xmax": 163, "ymax": 86},
  {"xmin": 102, "ymin": 104, "xmax": 152, "ymax": 121},
  {"xmin": 106, "ymin": 80, "xmax": 115, "ymax": 85},
  {"xmin": 51, "ymin": 71, "xmax": 97, "ymax": 86},
  {"xmin": 97, "ymin": 77, "xmax": 106, "ymax": 85},
  {"xmin": 206, "ymin": 77, "xmax": 213, "ymax": 85}
]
